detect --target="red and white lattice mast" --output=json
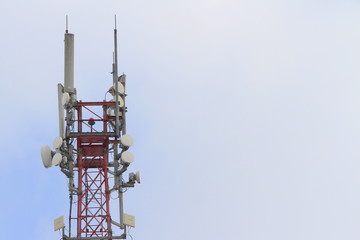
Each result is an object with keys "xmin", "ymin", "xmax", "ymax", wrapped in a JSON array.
[{"xmin": 41, "ymin": 18, "xmax": 140, "ymax": 240}]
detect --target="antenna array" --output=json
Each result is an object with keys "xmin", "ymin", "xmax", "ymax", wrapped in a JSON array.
[{"xmin": 41, "ymin": 18, "xmax": 140, "ymax": 240}]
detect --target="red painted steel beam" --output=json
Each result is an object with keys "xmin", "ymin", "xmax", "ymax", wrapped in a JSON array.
[{"xmin": 75, "ymin": 101, "xmax": 116, "ymax": 106}]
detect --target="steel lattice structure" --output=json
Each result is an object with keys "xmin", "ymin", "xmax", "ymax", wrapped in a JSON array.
[{"xmin": 74, "ymin": 102, "xmax": 114, "ymax": 238}]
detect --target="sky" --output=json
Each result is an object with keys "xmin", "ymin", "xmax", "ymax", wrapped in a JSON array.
[{"xmin": 1, "ymin": 0, "xmax": 360, "ymax": 239}]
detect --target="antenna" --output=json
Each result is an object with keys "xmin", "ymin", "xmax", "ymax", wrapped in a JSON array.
[
  {"xmin": 41, "ymin": 145, "xmax": 53, "ymax": 168},
  {"xmin": 64, "ymin": 27, "xmax": 74, "ymax": 93},
  {"xmin": 113, "ymin": 15, "xmax": 120, "ymax": 138},
  {"xmin": 57, "ymin": 84, "xmax": 65, "ymax": 138},
  {"xmin": 114, "ymin": 15, "xmax": 118, "ymax": 68},
  {"xmin": 65, "ymin": 15, "xmax": 68, "ymax": 33},
  {"xmin": 115, "ymin": 14, "xmax": 117, "ymax": 29},
  {"xmin": 114, "ymin": 15, "xmax": 118, "ymax": 74},
  {"xmin": 111, "ymin": 16, "xmax": 125, "ymax": 229}
]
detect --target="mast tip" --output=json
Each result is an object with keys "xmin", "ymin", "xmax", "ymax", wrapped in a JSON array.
[
  {"xmin": 65, "ymin": 15, "xmax": 69, "ymax": 33},
  {"xmin": 114, "ymin": 15, "xmax": 117, "ymax": 30}
]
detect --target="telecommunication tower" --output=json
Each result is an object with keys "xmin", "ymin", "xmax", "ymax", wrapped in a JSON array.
[{"xmin": 41, "ymin": 18, "xmax": 140, "ymax": 240}]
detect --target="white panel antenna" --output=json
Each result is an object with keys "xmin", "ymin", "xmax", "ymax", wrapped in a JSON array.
[
  {"xmin": 57, "ymin": 84, "xmax": 65, "ymax": 138},
  {"xmin": 54, "ymin": 216, "xmax": 65, "ymax": 231},
  {"xmin": 64, "ymin": 33, "xmax": 74, "ymax": 93},
  {"xmin": 123, "ymin": 214, "xmax": 135, "ymax": 228}
]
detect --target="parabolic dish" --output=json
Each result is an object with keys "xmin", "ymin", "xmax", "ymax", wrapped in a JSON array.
[
  {"xmin": 109, "ymin": 83, "xmax": 125, "ymax": 96},
  {"xmin": 52, "ymin": 152, "xmax": 63, "ymax": 166},
  {"xmin": 114, "ymin": 95, "xmax": 124, "ymax": 107},
  {"xmin": 121, "ymin": 151, "xmax": 134, "ymax": 164},
  {"xmin": 52, "ymin": 136, "xmax": 63, "ymax": 149},
  {"xmin": 135, "ymin": 171, "xmax": 141, "ymax": 184},
  {"xmin": 41, "ymin": 145, "xmax": 52, "ymax": 168},
  {"xmin": 114, "ymin": 82, "xmax": 125, "ymax": 95},
  {"xmin": 62, "ymin": 92, "xmax": 70, "ymax": 106},
  {"xmin": 121, "ymin": 134, "xmax": 134, "ymax": 147}
]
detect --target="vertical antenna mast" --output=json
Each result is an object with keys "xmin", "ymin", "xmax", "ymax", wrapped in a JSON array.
[
  {"xmin": 113, "ymin": 15, "xmax": 120, "ymax": 137},
  {"xmin": 112, "ymin": 14, "xmax": 125, "ymax": 231},
  {"xmin": 114, "ymin": 15, "xmax": 118, "ymax": 69}
]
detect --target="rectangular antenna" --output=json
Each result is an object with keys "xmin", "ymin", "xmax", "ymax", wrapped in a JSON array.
[
  {"xmin": 54, "ymin": 216, "xmax": 65, "ymax": 231},
  {"xmin": 57, "ymin": 84, "xmax": 65, "ymax": 138},
  {"xmin": 64, "ymin": 32, "xmax": 74, "ymax": 93}
]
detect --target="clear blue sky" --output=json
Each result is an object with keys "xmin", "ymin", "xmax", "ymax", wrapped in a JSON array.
[{"xmin": 1, "ymin": 0, "xmax": 360, "ymax": 239}]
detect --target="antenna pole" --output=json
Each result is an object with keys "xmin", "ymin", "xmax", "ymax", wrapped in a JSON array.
[
  {"xmin": 112, "ymin": 14, "xmax": 125, "ymax": 230},
  {"xmin": 113, "ymin": 15, "xmax": 120, "ymax": 138},
  {"xmin": 114, "ymin": 15, "xmax": 118, "ymax": 68},
  {"xmin": 66, "ymin": 15, "xmax": 68, "ymax": 33}
]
